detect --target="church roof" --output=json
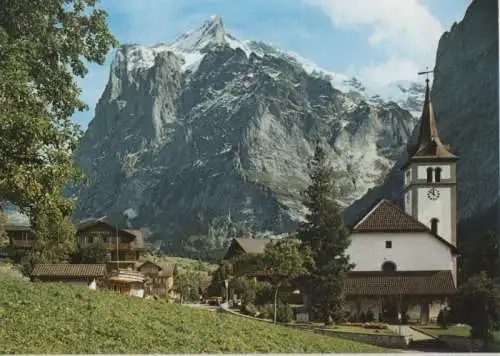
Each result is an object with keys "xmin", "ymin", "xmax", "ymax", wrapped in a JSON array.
[
  {"xmin": 352, "ymin": 199, "xmax": 457, "ymax": 252},
  {"xmin": 345, "ymin": 270, "xmax": 456, "ymax": 296},
  {"xmin": 407, "ymin": 79, "xmax": 457, "ymax": 161}
]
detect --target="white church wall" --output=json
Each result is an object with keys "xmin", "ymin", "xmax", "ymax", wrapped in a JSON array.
[
  {"xmin": 417, "ymin": 187, "xmax": 452, "ymax": 243},
  {"xmin": 347, "ymin": 232, "xmax": 453, "ymax": 271},
  {"xmin": 417, "ymin": 164, "xmax": 452, "ymax": 180}
]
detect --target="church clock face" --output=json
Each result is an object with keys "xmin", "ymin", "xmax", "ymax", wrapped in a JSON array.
[{"xmin": 427, "ymin": 187, "xmax": 440, "ymax": 201}]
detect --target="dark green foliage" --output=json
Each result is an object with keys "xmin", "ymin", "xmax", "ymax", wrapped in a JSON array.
[
  {"xmin": 366, "ymin": 309, "xmax": 375, "ymax": 323},
  {"xmin": 71, "ymin": 240, "xmax": 108, "ymax": 264},
  {"xmin": 461, "ymin": 230, "xmax": 499, "ymax": 281},
  {"xmin": 437, "ymin": 309, "xmax": 448, "ymax": 329},
  {"xmin": 0, "ymin": 0, "xmax": 117, "ymax": 261},
  {"xmin": 277, "ymin": 304, "xmax": 294, "ymax": 323},
  {"xmin": 454, "ymin": 272, "xmax": 500, "ymax": 350},
  {"xmin": 255, "ymin": 282, "xmax": 274, "ymax": 306},
  {"xmin": 297, "ymin": 142, "xmax": 354, "ymax": 323}
]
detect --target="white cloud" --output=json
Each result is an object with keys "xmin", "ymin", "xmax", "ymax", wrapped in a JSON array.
[{"xmin": 305, "ymin": 0, "xmax": 444, "ymax": 84}]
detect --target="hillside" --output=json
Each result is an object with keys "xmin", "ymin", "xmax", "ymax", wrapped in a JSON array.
[
  {"xmin": 70, "ymin": 15, "xmax": 419, "ymax": 252},
  {"xmin": 0, "ymin": 274, "xmax": 388, "ymax": 353}
]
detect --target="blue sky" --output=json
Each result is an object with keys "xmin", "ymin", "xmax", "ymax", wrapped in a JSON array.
[{"xmin": 73, "ymin": 0, "xmax": 471, "ymax": 128}]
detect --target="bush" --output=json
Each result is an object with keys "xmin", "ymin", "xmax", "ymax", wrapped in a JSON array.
[
  {"xmin": 366, "ymin": 309, "xmax": 374, "ymax": 322},
  {"xmin": 437, "ymin": 309, "xmax": 448, "ymax": 329},
  {"xmin": 342, "ymin": 322, "xmax": 388, "ymax": 330},
  {"xmin": 277, "ymin": 304, "xmax": 294, "ymax": 323},
  {"xmin": 241, "ymin": 302, "xmax": 258, "ymax": 317},
  {"xmin": 257, "ymin": 304, "xmax": 274, "ymax": 319},
  {"xmin": 255, "ymin": 282, "xmax": 274, "ymax": 306}
]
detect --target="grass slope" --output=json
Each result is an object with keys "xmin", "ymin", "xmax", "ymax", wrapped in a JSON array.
[{"xmin": 0, "ymin": 275, "xmax": 389, "ymax": 354}]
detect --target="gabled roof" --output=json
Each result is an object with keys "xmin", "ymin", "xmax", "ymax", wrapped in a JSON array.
[
  {"xmin": 123, "ymin": 229, "xmax": 145, "ymax": 249},
  {"xmin": 233, "ymin": 238, "xmax": 269, "ymax": 254},
  {"xmin": 345, "ymin": 270, "xmax": 456, "ymax": 296},
  {"xmin": 352, "ymin": 199, "xmax": 457, "ymax": 252},
  {"xmin": 138, "ymin": 260, "xmax": 176, "ymax": 277},
  {"xmin": 32, "ymin": 264, "xmax": 106, "ymax": 278},
  {"xmin": 75, "ymin": 218, "xmax": 137, "ymax": 239},
  {"xmin": 407, "ymin": 79, "xmax": 457, "ymax": 160}
]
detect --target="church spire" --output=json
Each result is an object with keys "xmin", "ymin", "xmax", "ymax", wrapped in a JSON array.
[{"xmin": 407, "ymin": 77, "xmax": 456, "ymax": 159}]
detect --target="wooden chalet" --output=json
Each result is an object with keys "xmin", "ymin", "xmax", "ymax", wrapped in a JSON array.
[
  {"xmin": 31, "ymin": 264, "xmax": 106, "ymax": 289},
  {"xmin": 5, "ymin": 224, "xmax": 35, "ymax": 250},
  {"xmin": 75, "ymin": 218, "xmax": 145, "ymax": 271},
  {"xmin": 137, "ymin": 260, "xmax": 177, "ymax": 298},
  {"xmin": 223, "ymin": 238, "xmax": 269, "ymax": 260}
]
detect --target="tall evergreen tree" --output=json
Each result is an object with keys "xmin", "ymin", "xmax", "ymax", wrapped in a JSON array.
[
  {"xmin": 298, "ymin": 142, "xmax": 354, "ymax": 323},
  {"xmin": 462, "ymin": 230, "xmax": 499, "ymax": 281}
]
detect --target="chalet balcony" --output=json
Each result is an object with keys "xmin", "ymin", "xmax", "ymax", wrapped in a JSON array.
[
  {"xmin": 11, "ymin": 239, "xmax": 34, "ymax": 248},
  {"xmin": 104, "ymin": 242, "xmax": 131, "ymax": 250}
]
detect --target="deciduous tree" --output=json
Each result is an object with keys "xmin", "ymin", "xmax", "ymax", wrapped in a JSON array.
[
  {"xmin": 260, "ymin": 239, "xmax": 312, "ymax": 323},
  {"xmin": 0, "ymin": 0, "xmax": 118, "ymax": 259}
]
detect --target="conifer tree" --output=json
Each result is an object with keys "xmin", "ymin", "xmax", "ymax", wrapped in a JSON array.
[{"xmin": 298, "ymin": 142, "xmax": 354, "ymax": 323}]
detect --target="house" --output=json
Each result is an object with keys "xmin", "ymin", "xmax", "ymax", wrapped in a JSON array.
[
  {"xmin": 75, "ymin": 218, "xmax": 145, "ymax": 271},
  {"xmin": 31, "ymin": 264, "xmax": 106, "ymax": 289},
  {"xmin": 4, "ymin": 224, "xmax": 35, "ymax": 261},
  {"xmin": 223, "ymin": 238, "xmax": 269, "ymax": 260},
  {"xmin": 344, "ymin": 78, "xmax": 458, "ymax": 324},
  {"xmin": 137, "ymin": 260, "xmax": 177, "ymax": 298},
  {"xmin": 107, "ymin": 268, "xmax": 146, "ymax": 297}
]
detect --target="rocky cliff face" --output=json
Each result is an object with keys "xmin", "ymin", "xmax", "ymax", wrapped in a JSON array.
[
  {"xmin": 345, "ymin": 0, "xmax": 499, "ymax": 235},
  {"xmin": 72, "ymin": 16, "xmax": 420, "ymax": 250}
]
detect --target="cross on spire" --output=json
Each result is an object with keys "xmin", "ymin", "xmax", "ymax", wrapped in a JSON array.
[{"xmin": 417, "ymin": 66, "xmax": 433, "ymax": 85}]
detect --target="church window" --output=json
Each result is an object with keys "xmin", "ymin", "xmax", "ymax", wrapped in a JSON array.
[
  {"xmin": 430, "ymin": 218, "xmax": 439, "ymax": 235},
  {"xmin": 385, "ymin": 240, "xmax": 392, "ymax": 249},
  {"xmin": 426, "ymin": 167, "xmax": 433, "ymax": 183},
  {"xmin": 382, "ymin": 261, "xmax": 396, "ymax": 272},
  {"xmin": 435, "ymin": 167, "xmax": 442, "ymax": 182}
]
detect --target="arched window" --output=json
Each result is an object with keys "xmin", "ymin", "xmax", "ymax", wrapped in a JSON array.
[
  {"xmin": 435, "ymin": 167, "xmax": 442, "ymax": 182},
  {"xmin": 382, "ymin": 261, "xmax": 396, "ymax": 273},
  {"xmin": 426, "ymin": 167, "xmax": 433, "ymax": 183},
  {"xmin": 430, "ymin": 218, "xmax": 439, "ymax": 235}
]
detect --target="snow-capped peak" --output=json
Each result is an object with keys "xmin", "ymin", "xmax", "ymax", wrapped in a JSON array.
[{"xmin": 171, "ymin": 15, "xmax": 227, "ymax": 52}]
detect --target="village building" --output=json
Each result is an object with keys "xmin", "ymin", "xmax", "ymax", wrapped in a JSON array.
[
  {"xmin": 221, "ymin": 79, "xmax": 458, "ymax": 324},
  {"xmin": 345, "ymin": 78, "xmax": 458, "ymax": 324},
  {"xmin": 31, "ymin": 264, "xmax": 106, "ymax": 290},
  {"xmin": 137, "ymin": 260, "xmax": 177, "ymax": 298},
  {"xmin": 75, "ymin": 218, "xmax": 145, "ymax": 271}
]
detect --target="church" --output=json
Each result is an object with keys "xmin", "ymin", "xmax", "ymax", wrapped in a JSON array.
[{"xmin": 344, "ymin": 78, "xmax": 458, "ymax": 324}]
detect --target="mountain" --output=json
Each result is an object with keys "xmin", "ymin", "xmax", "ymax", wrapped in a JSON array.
[
  {"xmin": 71, "ymin": 15, "xmax": 419, "ymax": 253},
  {"xmin": 345, "ymin": 0, "xmax": 499, "ymax": 238}
]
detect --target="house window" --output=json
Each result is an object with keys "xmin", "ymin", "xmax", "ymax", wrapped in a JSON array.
[
  {"xmin": 431, "ymin": 218, "xmax": 439, "ymax": 235},
  {"xmin": 426, "ymin": 167, "xmax": 433, "ymax": 183},
  {"xmin": 382, "ymin": 261, "xmax": 396, "ymax": 272},
  {"xmin": 435, "ymin": 167, "xmax": 442, "ymax": 182},
  {"xmin": 385, "ymin": 240, "xmax": 392, "ymax": 249}
]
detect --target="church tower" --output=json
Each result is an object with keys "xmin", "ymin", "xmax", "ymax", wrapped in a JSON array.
[{"xmin": 403, "ymin": 78, "xmax": 458, "ymax": 248}]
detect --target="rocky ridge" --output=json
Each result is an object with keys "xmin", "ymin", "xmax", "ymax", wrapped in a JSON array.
[{"xmin": 71, "ymin": 15, "xmax": 421, "ymax": 251}]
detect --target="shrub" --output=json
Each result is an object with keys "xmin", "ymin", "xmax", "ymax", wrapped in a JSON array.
[
  {"xmin": 366, "ymin": 309, "xmax": 374, "ymax": 322},
  {"xmin": 437, "ymin": 309, "xmax": 448, "ymax": 329},
  {"xmin": 241, "ymin": 302, "xmax": 258, "ymax": 317},
  {"xmin": 257, "ymin": 304, "xmax": 274, "ymax": 319},
  {"xmin": 277, "ymin": 304, "xmax": 294, "ymax": 323},
  {"xmin": 255, "ymin": 282, "xmax": 274, "ymax": 306}
]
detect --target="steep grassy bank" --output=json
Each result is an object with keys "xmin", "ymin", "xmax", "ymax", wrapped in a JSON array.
[{"xmin": 0, "ymin": 274, "xmax": 388, "ymax": 353}]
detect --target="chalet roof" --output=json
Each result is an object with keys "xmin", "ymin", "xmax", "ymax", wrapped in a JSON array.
[
  {"xmin": 407, "ymin": 79, "xmax": 457, "ymax": 160},
  {"xmin": 31, "ymin": 264, "xmax": 106, "ymax": 278},
  {"xmin": 352, "ymin": 199, "xmax": 457, "ymax": 252},
  {"xmin": 345, "ymin": 270, "xmax": 456, "ymax": 296},
  {"xmin": 123, "ymin": 229, "xmax": 145, "ymax": 250},
  {"xmin": 233, "ymin": 238, "xmax": 269, "ymax": 254},
  {"xmin": 137, "ymin": 260, "xmax": 176, "ymax": 277}
]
